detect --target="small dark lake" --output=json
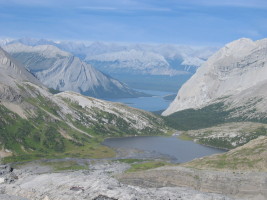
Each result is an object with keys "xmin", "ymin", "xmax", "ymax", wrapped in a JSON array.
[{"xmin": 103, "ymin": 136, "xmax": 225, "ymax": 163}]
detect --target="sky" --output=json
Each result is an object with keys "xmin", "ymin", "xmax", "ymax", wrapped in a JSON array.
[{"xmin": 0, "ymin": 0, "xmax": 267, "ymax": 46}]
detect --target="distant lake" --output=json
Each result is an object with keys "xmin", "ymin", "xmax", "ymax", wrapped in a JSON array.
[
  {"xmin": 106, "ymin": 89, "xmax": 175, "ymax": 112},
  {"xmin": 103, "ymin": 136, "xmax": 225, "ymax": 163}
]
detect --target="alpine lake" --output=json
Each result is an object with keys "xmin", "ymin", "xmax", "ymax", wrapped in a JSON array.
[{"xmin": 104, "ymin": 89, "xmax": 225, "ymax": 163}]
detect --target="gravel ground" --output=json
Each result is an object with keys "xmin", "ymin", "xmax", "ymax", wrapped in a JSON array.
[{"xmin": 0, "ymin": 160, "xmax": 236, "ymax": 200}]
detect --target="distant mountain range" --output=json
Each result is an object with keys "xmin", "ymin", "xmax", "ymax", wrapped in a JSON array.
[
  {"xmin": 1, "ymin": 38, "xmax": 218, "ymax": 76},
  {"xmin": 0, "ymin": 38, "xmax": 218, "ymax": 92},
  {"xmin": 3, "ymin": 43, "xmax": 146, "ymax": 99}
]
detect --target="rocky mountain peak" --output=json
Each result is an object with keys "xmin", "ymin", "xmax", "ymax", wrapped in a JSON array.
[
  {"xmin": 163, "ymin": 38, "xmax": 267, "ymax": 116},
  {"xmin": 3, "ymin": 43, "xmax": 144, "ymax": 98}
]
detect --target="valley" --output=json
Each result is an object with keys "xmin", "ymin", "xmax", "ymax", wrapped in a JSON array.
[
  {"xmin": 0, "ymin": 38, "xmax": 267, "ymax": 200},
  {"xmin": 1, "ymin": 0, "xmax": 267, "ymax": 199}
]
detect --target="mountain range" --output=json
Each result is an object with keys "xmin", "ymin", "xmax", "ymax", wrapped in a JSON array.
[
  {"xmin": 1, "ymin": 38, "xmax": 217, "ymax": 76},
  {"xmin": 0, "ymin": 38, "xmax": 218, "ymax": 92},
  {"xmin": 3, "ymin": 43, "xmax": 146, "ymax": 99},
  {"xmin": 0, "ymin": 46, "xmax": 169, "ymax": 159}
]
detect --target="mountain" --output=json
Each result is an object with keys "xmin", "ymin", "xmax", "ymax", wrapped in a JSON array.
[
  {"xmin": 0, "ymin": 47, "xmax": 169, "ymax": 161},
  {"xmin": 3, "ymin": 43, "xmax": 146, "ymax": 99},
  {"xmin": 2, "ymin": 38, "xmax": 217, "ymax": 76},
  {"xmin": 1, "ymin": 38, "xmax": 218, "ymax": 92},
  {"xmin": 163, "ymin": 38, "xmax": 267, "ymax": 119},
  {"xmin": 83, "ymin": 43, "xmax": 217, "ymax": 76},
  {"xmin": 0, "ymin": 45, "xmax": 41, "ymax": 87},
  {"xmin": 87, "ymin": 49, "xmax": 182, "ymax": 76}
]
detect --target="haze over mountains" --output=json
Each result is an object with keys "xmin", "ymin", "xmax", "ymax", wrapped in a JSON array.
[
  {"xmin": 163, "ymin": 38, "xmax": 267, "ymax": 122},
  {"xmin": 0, "ymin": 38, "xmax": 218, "ymax": 92},
  {"xmin": 3, "ymin": 43, "xmax": 146, "ymax": 99},
  {"xmin": 2, "ymin": 38, "xmax": 217, "ymax": 76}
]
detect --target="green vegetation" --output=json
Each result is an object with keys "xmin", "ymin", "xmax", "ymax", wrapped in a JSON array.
[
  {"xmin": 164, "ymin": 100, "xmax": 267, "ymax": 131},
  {"xmin": 48, "ymin": 88, "xmax": 61, "ymax": 94},
  {"xmin": 42, "ymin": 161, "xmax": 88, "ymax": 171},
  {"xmin": 184, "ymin": 136, "xmax": 267, "ymax": 171},
  {"xmin": 164, "ymin": 103, "xmax": 230, "ymax": 131},
  {"xmin": 117, "ymin": 159, "xmax": 145, "ymax": 164},
  {"xmin": 186, "ymin": 154, "xmax": 263, "ymax": 170},
  {"xmin": 126, "ymin": 161, "xmax": 171, "ymax": 172},
  {"xmin": 197, "ymin": 126, "xmax": 267, "ymax": 149},
  {"xmin": 198, "ymin": 138, "xmax": 233, "ymax": 149},
  {"xmin": 62, "ymin": 97, "xmax": 168, "ymax": 137},
  {"xmin": 178, "ymin": 133, "xmax": 193, "ymax": 141},
  {"xmin": 0, "ymin": 104, "xmax": 115, "ymax": 164},
  {"xmin": 0, "ymin": 83, "xmax": 169, "ymax": 164}
]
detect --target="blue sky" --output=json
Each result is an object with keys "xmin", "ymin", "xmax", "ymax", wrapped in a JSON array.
[{"xmin": 0, "ymin": 0, "xmax": 267, "ymax": 45}]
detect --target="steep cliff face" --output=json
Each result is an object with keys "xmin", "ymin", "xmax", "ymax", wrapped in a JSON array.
[
  {"xmin": 163, "ymin": 38, "xmax": 267, "ymax": 117},
  {"xmin": 4, "ymin": 43, "xmax": 145, "ymax": 98}
]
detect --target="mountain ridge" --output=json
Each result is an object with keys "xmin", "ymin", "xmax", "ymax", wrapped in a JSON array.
[
  {"xmin": 163, "ymin": 38, "xmax": 267, "ymax": 117},
  {"xmin": 4, "ymin": 43, "xmax": 146, "ymax": 99},
  {"xmin": 1, "ymin": 38, "xmax": 218, "ymax": 76},
  {"xmin": 0, "ymin": 47, "xmax": 170, "ymax": 161}
]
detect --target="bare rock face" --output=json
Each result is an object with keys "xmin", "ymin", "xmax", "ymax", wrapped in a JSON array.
[
  {"xmin": 0, "ymin": 47, "xmax": 41, "ymax": 87},
  {"xmin": 163, "ymin": 38, "xmax": 267, "ymax": 116},
  {"xmin": 0, "ymin": 85, "xmax": 22, "ymax": 102},
  {"xmin": 0, "ymin": 47, "xmax": 42, "ymax": 103}
]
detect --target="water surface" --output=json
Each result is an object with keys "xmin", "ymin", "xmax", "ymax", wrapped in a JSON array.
[
  {"xmin": 103, "ymin": 136, "xmax": 225, "ymax": 163},
  {"xmin": 106, "ymin": 89, "xmax": 175, "ymax": 111}
]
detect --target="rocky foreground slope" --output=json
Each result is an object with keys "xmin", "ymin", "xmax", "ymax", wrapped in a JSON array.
[
  {"xmin": 183, "ymin": 136, "xmax": 267, "ymax": 171},
  {"xmin": 163, "ymin": 38, "xmax": 267, "ymax": 119},
  {"xmin": 0, "ymin": 47, "xmax": 169, "ymax": 160},
  {"xmin": 0, "ymin": 160, "xmax": 235, "ymax": 200},
  {"xmin": 3, "ymin": 43, "xmax": 145, "ymax": 98}
]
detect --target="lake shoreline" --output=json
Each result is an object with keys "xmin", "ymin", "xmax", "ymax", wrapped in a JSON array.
[{"xmin": 102, "ymin": 136, "xmax": 225, "ymax": 163}]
